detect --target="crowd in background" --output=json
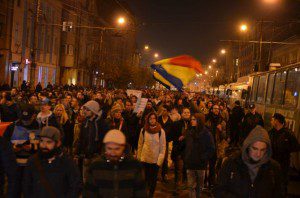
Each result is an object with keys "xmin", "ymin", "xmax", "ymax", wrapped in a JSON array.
[{"xmin": 0, "ymin": 81, "xmax": 299, "ymax": 198}]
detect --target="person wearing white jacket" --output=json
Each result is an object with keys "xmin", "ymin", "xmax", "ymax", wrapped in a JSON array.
[{"xmin": 137, "ymin": 112, "xmax": 166, "ymax": 197}]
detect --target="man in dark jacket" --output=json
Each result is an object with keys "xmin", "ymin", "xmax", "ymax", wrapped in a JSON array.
[
  {"xmin": 170, "ymin": 107, "xmax": 191, "ymax": 189},
  {"xmin": 84, "ymin": 129, "xmax": 147, "ymax": 198},
  {"xmin": 269, "ymin": 113, "xmax": 300, "ymax": 192},
  {"xmin": 4, "ymin": 103, "xmax": 40, "ymax": 197},
  {"xmin": 0, "ymin": 137, "xmax": 17, "ymax": 198},
  {"xmin": 23, "ymin": 126, "xmax": 82, "ymax": 198},
  {"xmin": 229, "ymin": 100, "xmax": 244, "ymax": 146},
  {"xmin": 215, "ymin": 126, "xmax": 284, "ymax": 198},
  {"xmin": 0, "ymin": 94, "xmax": 19, "ymax": 122},
  {"xmin": 122, "ymin": 100, "xmax": 140, "ymax": 151},
  {"xmin": 205, "ymin": 104, "xmax": 226, "ymax": 187},
  {"xmin": 242, "ymin": 104, "xmax": 264, "ymax": 142},
  {"xmin": 76, "ymin": 100, "xmax": 109, "ymax": 182}
]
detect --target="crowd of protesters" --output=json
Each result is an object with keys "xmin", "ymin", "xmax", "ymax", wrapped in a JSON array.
[{"xmin": 0, "ymin": 81, "xmax": 299, "ymax": 198}]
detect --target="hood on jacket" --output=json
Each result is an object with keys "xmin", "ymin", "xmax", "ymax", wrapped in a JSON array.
[{"xmin": 241, "ymin": 125, "xmax": 272, "ymax": 181}]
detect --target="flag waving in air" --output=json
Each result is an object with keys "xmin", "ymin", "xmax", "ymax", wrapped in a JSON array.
[{"xmin": 151, "ymin": 55, "xmax": 203, "ymax": 91}]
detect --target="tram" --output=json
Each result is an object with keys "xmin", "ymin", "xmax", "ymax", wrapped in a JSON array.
[{"xmin": 248, "ymin": 63, "xmax": 300, "ymax": 170}]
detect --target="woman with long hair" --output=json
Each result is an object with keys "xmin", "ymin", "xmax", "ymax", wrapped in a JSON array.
[
  {"xmin": 53, "ymin": 104, "xmax": 72, "ymax": 150},
  {"xmin": 184, "ymin": 113, "xmax": 215, "ymax": 198},
  {"xmin": 137, "ymin": 112, "xmax": 166, "ymax": 197}
]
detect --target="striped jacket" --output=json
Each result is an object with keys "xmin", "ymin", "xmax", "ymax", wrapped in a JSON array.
[{"xmin": 84, "ymin": 156, "xmax": 147, "ymax": 198}]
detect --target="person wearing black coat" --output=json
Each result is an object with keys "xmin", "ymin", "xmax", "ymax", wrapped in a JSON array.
[
  {"xmin": 214, "ymin": 126, "xmax": 284, "ymax": 198},
  {"xmin": 23, "ymin": 126, "xmax": 82, "ymax": 198},
  {"xmin": 0, "ymin": 94, "xmax": 19, "ymax": 122},
  {"xmin": 269, "ymin": 113, "xmax": 300, "ymax": 193},
  {"xmin": 158, "ymin": 105, "xmax": 173, "ymax": 182},
  {"xmin": 122, "ymin": 100, "xmax": 140, "ymax": 151},
  {"xmin": 76, "ymin": 100, "xmax": 109, "ymax": 183},
  {"xmin": 242, "ymin": 104, "xmax": 264, "ymax": 142},
  {"xmin": 35, "ymin": 82, "xmax": 42, "ymax": 93},
  {"xmin": 184, "ymin": 113, "xmax": 215, "ymax": 198},
  {"xmin": 0, "ymin": 137, "xmax": 17, "ymax": 198},
  {"xmin": 229, "ymin": 100, "xmax": 244, "ymax": 146},
  {"xmin": 170, "ymin": 107, "xmax": 191, "ymax": 189}
]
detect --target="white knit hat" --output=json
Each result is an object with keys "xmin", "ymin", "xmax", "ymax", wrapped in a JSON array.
[
  {"xmin": 83, "ymin": 100, "xmax": 100, "ymax": 116},
  {"xmin": 103, "ymin": 129, "xmax": 126, "ymax": 145}
]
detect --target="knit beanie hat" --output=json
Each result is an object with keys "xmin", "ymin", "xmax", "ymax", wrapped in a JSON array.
[
  {"xmin": 103, "ymin": 129, "xmax": 126, "ymax": 145},
  {"xmin": 83, "ymin": 100, "xmax": 100, "ymax": 116}
]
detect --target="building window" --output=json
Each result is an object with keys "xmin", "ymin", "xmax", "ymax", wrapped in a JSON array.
[
  {"xmin": 266, "ymin": 73, "xmax": 275, "ymax": 104},
  {"xmin": 284, "ymin": 68, "xmax": 300, "ymax": 107},
  {"xmin": 251, "ymin": 76, "xmax": 259, "ymax": 102},
  {"xmin": 272, "ymin": 71, "xmax": 286, "ymax": 105},
  {"xmin": 257, "ymin": 75, "xmax": 266, "ymax": 103},
  {"xmin": 68, "ymin": 45, "xmax": 74, "ymax": 55}
]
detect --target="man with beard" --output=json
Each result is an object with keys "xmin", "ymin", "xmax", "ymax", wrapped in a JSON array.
[
  {"xmin": 122, "ymin": 100, "xmax": 140, "ymax": 152},
  {"xmin": 23, "ymin": 126, "xmax": 82, "ymax": 197},
  {"xmin": 269, "ymin": 113, "xmax": 300, "ymax": 194},
  {"xmin": 205, "ymin": 104, "xmax": 226, "ymax": 188},
  {"xmin": 170, "ymin": 107, "xmax": 191, "ymax": 191},
  {"xmin": 4, "ymin": 103, "xmax": 40, "ymax": 196},
  {"xmin": 215, "ymin": 126, "xmax": 284, "ymax": 197},
  {"xmin": 85, "ymin": 129, "xmax": 147, "ymax": 198}
]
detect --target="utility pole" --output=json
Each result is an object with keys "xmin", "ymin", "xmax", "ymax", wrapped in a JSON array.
[
  {"xmin": 258, "ymin": 19, "xmax": 263, "ymax": 72},
  {"xmin": 29, "ymin": 0, "xmax": 40, "ymax": 87}
]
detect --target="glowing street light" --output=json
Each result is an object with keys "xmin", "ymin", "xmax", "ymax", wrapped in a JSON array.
[
  {"xmin": 117, "ymin": 17, "xmax": 126, "ymax": 25},
  {"xmin": 240, "ymin": 24, "xmax": 248, "ymax": 32},
  {"xmin": 205, "ymin": 70, "xmax": 208, "ymax": 75},
  {"xmin": 144, "ymin": 45, "xmax": 149, "ymax": 50},
  {"xmin": 154, "ymin": 53, "xmax": 159, "ymax": 58},
  {"xmin": 220, "ymin": 49, "xmax": 226, "ymax": 55},
  {"xmin": 212, "ymin": 59, "xmax": 217, "ymax": 63},
  {"xmin": 208, "ymin": 65, "xmax": 212, "ymax": 69}
]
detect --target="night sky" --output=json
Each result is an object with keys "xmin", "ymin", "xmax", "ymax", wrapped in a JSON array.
[{"xmin": 123, "ymin": 0, "xmax": 300, "ymax": 64}]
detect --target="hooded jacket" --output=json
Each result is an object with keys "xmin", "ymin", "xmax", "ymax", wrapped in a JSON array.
[{"xmin": 214, "ymin": 126, "xmax": 284, "ymax": 198}]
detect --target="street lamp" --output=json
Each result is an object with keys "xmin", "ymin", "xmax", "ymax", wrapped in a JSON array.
[
  {"xmin": 208, "ymin": 65, "xmax": 212, "ymax": 69},
  {"xmin": 240, "ymin": 24, "xmax": 248, "ymax": 32},
  {"xmin": 117, "ymin": 17, "xmax": 126, "ymax": 25},
  {"xmin": 144, "ymin": 45, "xmax": 149, "ymax": 50},
  {"xmin": 220, "ymin": 49, "xmax": 226, "ymax": 55},
  {"xmin": 154, "ymin": 53, "xmax": 159, "ymax": 58},
  {"xmin": 212, "ymin": 59, "xmax": 217, "ymax": 63},
  {"xmin": 205, "ymin": 70, "xmax": 208, "ymax": 75}
]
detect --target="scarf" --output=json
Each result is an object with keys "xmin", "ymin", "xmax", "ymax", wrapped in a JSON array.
[{"xmin": 144, "ymin": 122, "xmax": 161, "ymax": 134}]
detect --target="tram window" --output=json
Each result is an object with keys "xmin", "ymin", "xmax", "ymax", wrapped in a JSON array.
[
  {"xmin": 284, "ymin": 68, "xmax": 300, "ymax": 107},
  {"xmin": 266, "ymin": 73, "xmax": 275, "ymax": 104},
  {"xmin": 251, "ymin": 76, "xmax": 259, "ymax": 102},
  {"xmin": 257, "ymin": 75, "xmax": 266, "ymax": 103},
  {"xmin": 272, "ymin": 72, "xmax": 286, "ymax": 105}
]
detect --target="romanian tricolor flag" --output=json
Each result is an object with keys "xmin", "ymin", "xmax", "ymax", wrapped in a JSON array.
[{"xmin": 151, "ymin": 55, "xmax": 203, "ymax": 91}]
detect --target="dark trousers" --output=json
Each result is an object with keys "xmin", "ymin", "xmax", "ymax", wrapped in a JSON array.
[
  {"xmin": 161, "ymin": 144, "xmax": 169, "ymax": 178},
  {"xmin": 208, "ymin": 153, "xmax": 217, "ymax": 187},
  {"xmin": 174, "ymin": 155, "xmax": 187, "ymax": 185},
  {"xmin": 15, "ymin": 165, "xmax": 25, "ymax": 197},
  {"xmin": 143, "ymin": 162, "xmax": 159, "ymax": 197}
]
